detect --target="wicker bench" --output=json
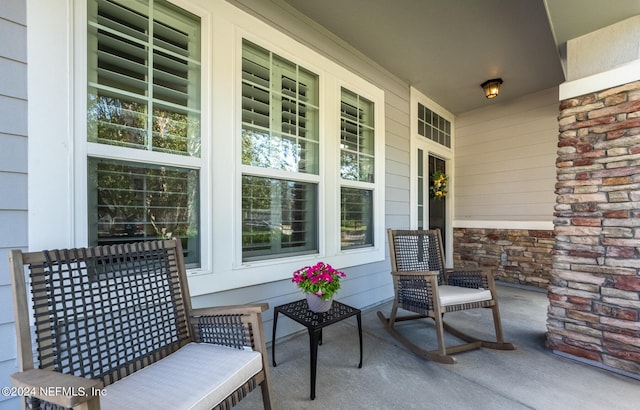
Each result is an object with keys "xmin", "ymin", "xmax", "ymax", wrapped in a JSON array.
[{"xmin": 9, "ymin": 239, "xmax": 272, "ymax": 410}]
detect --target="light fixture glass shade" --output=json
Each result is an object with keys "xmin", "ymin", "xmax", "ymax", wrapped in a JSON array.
[{"xmin": 481, "ymin": 78, "xmax": 503, "ymax": 99}]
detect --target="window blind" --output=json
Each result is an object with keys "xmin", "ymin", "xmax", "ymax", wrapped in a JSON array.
[
  {"xmin": 340, "ymin": 88, "xmax": 375, "ymax": 182},
  {"xmin": 241, "ymin": 39, "xmax": 319, "ymax": 174},
  {"xmin": 88, "ymin": 0, "xmax": 201, "ymax": 156}
]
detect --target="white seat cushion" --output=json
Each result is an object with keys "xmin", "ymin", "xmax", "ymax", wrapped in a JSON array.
[
  {"xmin": 101, "ymin": 343, "xmax": 263, "ymax": 410},
  {"xmin": 438, "ymin": 285, "xmax": 493, "ymax": 306}
]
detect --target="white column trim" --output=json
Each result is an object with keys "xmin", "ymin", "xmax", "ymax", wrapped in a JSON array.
[{"xmin": 559, "ymin": 60, "xmax": 640, "ymax": 100}]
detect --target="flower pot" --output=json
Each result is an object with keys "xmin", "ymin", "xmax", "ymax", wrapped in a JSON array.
[{"xmin": 306, "ymin": 293, "xmax": 333, "ymax": 313}]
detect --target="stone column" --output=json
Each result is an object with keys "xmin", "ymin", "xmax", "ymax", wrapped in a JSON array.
[{"xmin": 547, "ymin": 80, "xmax": 640, "ymax": 376}]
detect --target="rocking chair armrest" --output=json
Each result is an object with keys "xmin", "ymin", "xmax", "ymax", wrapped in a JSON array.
[
  {"xmin": 10, "ymin": 369, "xmax": 103, "ymax": 408},
  {"xmin": 446, "ymin": 268, "xmax": 494, "ymax": 289},
  {"xmin": 390, "ymin": 270, "xmax": 440, "ymax": 278},
  {"xmin": 391, "ymin": 271, "xmax": 440, "ymax": 293}
]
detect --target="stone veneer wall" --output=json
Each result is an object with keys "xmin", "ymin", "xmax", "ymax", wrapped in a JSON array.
[
  {"xmin": 547, "ymin": 80, "xmax": 640, "ymax": 376},
  {"xmin": 453, "ymin": 228, "xmax": 554, "ymax": 289}
]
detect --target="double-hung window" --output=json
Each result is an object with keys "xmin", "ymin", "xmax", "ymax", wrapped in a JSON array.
[
  {"xmin": 340, "ymin": 88, "xmax": 375, "ymax": 249},
  {"xmin": 86, "ymin": 0, "xmax": 202, "ymax": 266},
  {"xmin": 240, "ymin": 39, "xmax": 320, "ymax": 261}
]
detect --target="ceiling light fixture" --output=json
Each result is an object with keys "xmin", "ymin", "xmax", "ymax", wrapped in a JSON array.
[{"xmin": 481, "ymin": 78, "xmax": 503, "ymax": 99}]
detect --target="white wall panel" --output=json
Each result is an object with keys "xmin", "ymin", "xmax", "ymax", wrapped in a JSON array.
[{"xmin": 454, "ymin": 87, "xmax": 558, "ymax": 224}]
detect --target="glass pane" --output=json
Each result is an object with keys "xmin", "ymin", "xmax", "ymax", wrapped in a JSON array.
[
  {"xmin": 87, "ymin": 90, "xmax": 148, "ymax": 148},
  {"xmin": 241, "ymin": 127, "xmax": 319, "ymax": 173},
  {"xmin": 152, "ymin": 102, "xmax": 201, "ymax": 156},
  {"xmin": 88, "ymin": 158, "xmax": 200, "ymax": 266},
  {"xmin": 359, "ymin": 155, "xmax": 375, "ymax": 183},
  {"xmin": 242, "ymin": 176, "xmax": 318, "ymax": 260},
  {"xmin": 341, "ymin": 188, "xmax": 373, "ymax": 249},
  {"xmin": 359, "ymin": 126, "xmax": 374, "ymax": 155},
  {"xmin": 340, "ymin": 151, "xmax": 358, "ymax": 181},
  {"xmin": 242, "ymin": 82, "xmax": 270, "ymax": 128}
]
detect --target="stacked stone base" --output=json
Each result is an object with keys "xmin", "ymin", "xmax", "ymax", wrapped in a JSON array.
[{"xmin": 453, "ymin": 228, "xmax": 553, "ymax": 289}]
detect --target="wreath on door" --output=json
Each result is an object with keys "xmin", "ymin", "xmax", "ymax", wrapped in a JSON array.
[{"xmin": 430, "ymin": 171, "xmax": 448, "ymax": 199}]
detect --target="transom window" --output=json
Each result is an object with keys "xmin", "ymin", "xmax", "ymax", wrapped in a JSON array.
[{"xmin": 418, "ymin": 102, "xmax": 450, "ymax": 148}]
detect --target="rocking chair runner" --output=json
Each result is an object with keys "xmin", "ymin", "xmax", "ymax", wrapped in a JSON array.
[{"xmin": 377, "ymin": 229, "xmax": 515, "ymax": 364}]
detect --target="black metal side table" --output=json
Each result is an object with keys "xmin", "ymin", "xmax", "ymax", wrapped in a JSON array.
[{"xmin": 272, "ymin": 299, "xmax": 363, "ymax": 400}]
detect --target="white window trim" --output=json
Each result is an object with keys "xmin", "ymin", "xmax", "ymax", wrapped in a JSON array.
[
  {"xmin": 28, "ymin": 0, "xmax": 384, "ymax": 297},
  {"xmin": 409, "ymin": 86, "xmax": 454, "ymax": 266},
  {"xmin": 28, "ymin": 0, "xmax": 75, "ymax": 252}
]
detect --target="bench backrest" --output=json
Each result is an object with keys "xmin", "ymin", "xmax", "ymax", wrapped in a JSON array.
[{"xmin": 10, "ymin": 239, "xmax": 194, "ymax": 387}]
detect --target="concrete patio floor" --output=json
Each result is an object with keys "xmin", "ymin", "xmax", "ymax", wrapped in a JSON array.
[{"xmin": 236, "ymin": 284, "xmax": 640, "ymax": 410}]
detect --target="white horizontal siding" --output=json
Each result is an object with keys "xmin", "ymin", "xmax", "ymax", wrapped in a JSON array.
[
  {"xmin": 0, "ymin": 15, "xmax": 26, "ymax": 62},
  {"xmin": 0, "ymin": 0, "xmax": 26, "ymax": 25},
  {"xmin": 454, "ymin": 87, "xmax": 558, "ymax": 224},
  {"xmin": 0, "ymin": 1, "xmax": 27, "ymax": 407},
  {"xmin": 0, "ymin": 96, "xmax": 27, "ymax": 136},
  {"xmin": 0, "ymin": 134, "xmax": 27, "ymax": 173},
  {"xmin": 0, "ymin": 172, "xmax": 27, "ymax": 210},
  {"xmin": 0, "ymin": 58, "xmax": 27, "ymax": 99}
]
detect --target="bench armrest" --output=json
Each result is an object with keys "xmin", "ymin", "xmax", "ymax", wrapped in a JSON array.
[
  {"xmin": 189, "ymin": 303, "xmax": 269, "ymax": 353},
  {"xmin": 10, "ymin": 369, "xmax": 103, "ymax": 409},
  {"xmin": 190, "ymin": 303, "xmax": 268, "ymax": 317}
]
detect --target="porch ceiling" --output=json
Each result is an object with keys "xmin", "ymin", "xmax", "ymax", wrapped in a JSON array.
[{"xmin": 282, "ymin": 0, "xmax": 640, "ymax": 115}]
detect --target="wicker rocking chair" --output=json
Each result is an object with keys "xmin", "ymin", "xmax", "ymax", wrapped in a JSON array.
[{"xmin": 377, "ymin": 229, "xmax": 515, "ymax": 364}]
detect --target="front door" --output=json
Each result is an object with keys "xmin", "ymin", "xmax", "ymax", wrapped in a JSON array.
[
  {"xmin": 428, "ymin": 155, "xmax": 446, "ymax": 248},
  {"xmin": 417, "ymin": 148, "xmax": 447, "ymax": 255}
]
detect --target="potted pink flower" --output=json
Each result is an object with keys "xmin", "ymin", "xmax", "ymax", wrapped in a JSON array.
[{"xmin": 292, "ymin": 262, "xmax": 346, "ymax": 312}]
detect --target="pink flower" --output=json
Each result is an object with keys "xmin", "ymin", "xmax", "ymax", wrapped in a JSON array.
[{"xmin": 291, "ymin": 261, "xmax": 346, "ymax": 300}]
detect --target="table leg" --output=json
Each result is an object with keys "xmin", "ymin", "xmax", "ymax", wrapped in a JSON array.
[
  {"xmin": 308, "ymin": 327, "xmax": 321, "ymax": 400},
  {"xmin": 272, "ymin": 311, "xmax": 279, "ymax": 367},
  {"xmin": 357, "ymin": 312, "xmax": 363, "ymax": 368}
]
